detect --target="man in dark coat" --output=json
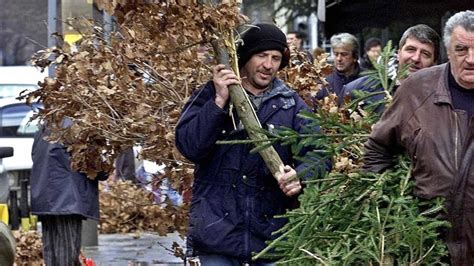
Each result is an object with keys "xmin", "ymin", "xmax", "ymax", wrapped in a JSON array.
[
  {"xmin": 316, "ymin": 32, "xmax": 361, "ymax": 100},
  {"xmin": 176, "ymin": 23, "xmax": 326, "ymax": 265},
  {"xmin": 363, "ymin": 10, "xmax": 474, "ymax": 265},
  {"xmin": 30, "ymin": 125, "xmax": 107, "ymax": 266}
]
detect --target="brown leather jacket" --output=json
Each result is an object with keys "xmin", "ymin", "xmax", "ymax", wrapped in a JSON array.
[{"xmin": 364, "ymin": 63, "xmax": 474, "ymax": 265}]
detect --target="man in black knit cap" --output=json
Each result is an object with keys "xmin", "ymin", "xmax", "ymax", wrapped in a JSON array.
[{"xmin": 176, "ymin": 23, "xmax": 326, "ymax": 265}]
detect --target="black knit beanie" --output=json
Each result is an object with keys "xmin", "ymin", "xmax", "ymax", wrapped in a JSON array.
[{"xmin": 237, "ymin": 23, "xmax": 290, "ymax": 70}]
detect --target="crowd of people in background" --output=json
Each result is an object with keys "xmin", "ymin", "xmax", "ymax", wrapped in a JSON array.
[
  {"xmin": 288, "ymin": 23, "xmax": 440, "ymax": 104},
  {"xmin": 342, "ymin": 24, "xmax": 440, "ymax": 113}
]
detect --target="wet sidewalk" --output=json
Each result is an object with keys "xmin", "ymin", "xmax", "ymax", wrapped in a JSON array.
[{"xmin": 82, "ymin": 232, "xmax": 185, "ymax": 266}]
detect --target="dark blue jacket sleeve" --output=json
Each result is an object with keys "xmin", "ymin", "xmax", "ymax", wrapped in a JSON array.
[
  {"xmin": 341, "ymin": 76, "xmax": 371, "ymax": 101},
  {"xmin": 341, "ymin": 76, "xmax": 387, "ymax": 113},
  {"xmin": 175, "ymin": 81, "xmax": 230, "ymax": 163}
]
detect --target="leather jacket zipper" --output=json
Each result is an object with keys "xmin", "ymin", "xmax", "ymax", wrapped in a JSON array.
[{"xmin": 454, "ymin": 112, "xmax": 460, "ymax": 171}]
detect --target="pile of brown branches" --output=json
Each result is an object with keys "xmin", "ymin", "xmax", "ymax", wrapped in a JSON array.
[
  {"xmin": 13, "ymin": 230, "xmax": 43, "ymax": 265},
  {"xmin": 99, "ymin": 180, "xmax": 188, "ymax": 236},
  {"xmin": 25, "ymin": 1, "xmax": 244, "ymax": 182}
]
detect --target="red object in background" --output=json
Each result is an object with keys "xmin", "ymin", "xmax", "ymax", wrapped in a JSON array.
[
  {"xmin": 85, "ymin": 258, "xmax": 96, "ymax": 266},
  {"xmin": 80, "ymin": 252, "xmax": 96, "ymax": 266}
]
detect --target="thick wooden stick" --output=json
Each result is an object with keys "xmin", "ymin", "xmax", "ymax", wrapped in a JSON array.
[{"xmin": 210, "ymin": 28, "xmax": 284, "ymax": 178}]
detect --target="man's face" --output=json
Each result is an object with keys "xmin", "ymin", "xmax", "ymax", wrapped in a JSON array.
[
  {"xmin": 287, "ymin": 33, "xmax": 302, "ymax": 49},
  {"xmin": 366, "ymin": 45, "xmax": 382, "ymax": 61},
  {"xmin": 333, "ymin": 45, "xmax": 357, "ymax": 76},
  {"xmin": 447, "ymin": 26, "xmax": 474, "ymax": 89},
  {"xmin": 240, "ymin": 50, "xmax": 282, "ymax": 93},
  {"xmin": 397, "ymin": 37, "xmax": 436, "ymax": 74}
]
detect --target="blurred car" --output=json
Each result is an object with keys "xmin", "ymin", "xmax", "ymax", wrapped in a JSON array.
[
  {"xmin": 0, "ymin": 66, "xmax": 47, "ymax": 191},
  {"xmin": 0, "ymin": 66, "xmax": 47, "ymax": 100},
  {"xmin": 0, "ymin": 147, "xmax": 14, "ymax": 203},
  {"xmin": 0, "ymin": 98, "xmax": 42, "ymax": 190}
]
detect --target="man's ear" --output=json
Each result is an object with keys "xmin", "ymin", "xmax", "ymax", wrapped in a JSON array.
[{"xmin": 445, "ymin": 49, "xmax": 451, "ymax": 62}]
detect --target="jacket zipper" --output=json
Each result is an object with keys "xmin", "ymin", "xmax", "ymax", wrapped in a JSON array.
[
  {"xmin": 245, "ymin": 196, "xmax": 250, "ymax": 258},
  {"xmin": 454, "ymin": 112, "xmax": 460, "ymax": 171}
]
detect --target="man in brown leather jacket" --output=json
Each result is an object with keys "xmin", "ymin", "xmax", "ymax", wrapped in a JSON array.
[{"xmin": 363, "ymin": 10, "xmax": 474, "ymax": 265}]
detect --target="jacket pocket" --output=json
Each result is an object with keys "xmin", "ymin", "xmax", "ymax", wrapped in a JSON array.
[
  {"xmin": 189, "ymin": 196, "xmax": 238, "ymax": 253},
  {"xmin": 409, "ymin": 128, "xmax": 448, "ymax": 198},
  {"xmin": 410, "ymin": 128, "xmax": 431, "ymax": 190},
  {"xmin": 250, "ymin": 187, "xmax": 287, "ymax": 240}
]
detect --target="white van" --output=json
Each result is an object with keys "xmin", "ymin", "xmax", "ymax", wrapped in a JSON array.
[
  {"xmin": 0, "ymin": 66, "xmax": 47, "ymax": 99},
  {"xmin": 0, "ymin": 66, "xmax": 47, "ymax": 190}
]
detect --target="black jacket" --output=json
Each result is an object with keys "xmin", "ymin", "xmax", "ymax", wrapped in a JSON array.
[{"xmin": 30, "ymin": 126, "xmax": 103, "ymax": 220}]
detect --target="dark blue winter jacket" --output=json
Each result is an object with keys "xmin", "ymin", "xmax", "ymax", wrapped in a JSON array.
[
  {"xmin": 30, "ymin": 126, "xmax": 104, "ymax": 220},
  {"xmin": 316, "ymin": 63, "xmax": 361, "ymax": 100},
  {"xmin": 176, "ymin": 78, "xmax": 323, "ymax": 262},
  {"xmin": 341, "ymin": 75, "xmax": 396, "ymax": 114}
]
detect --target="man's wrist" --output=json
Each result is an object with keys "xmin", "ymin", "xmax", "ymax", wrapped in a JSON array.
[{"xmin": 215, "ymin": 96, "xmax": 227, "ymax": 109}]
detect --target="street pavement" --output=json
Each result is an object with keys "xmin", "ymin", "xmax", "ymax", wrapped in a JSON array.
[{"xmin": 82, "ymin": 232, "xmax": 185, "ymax": 266}]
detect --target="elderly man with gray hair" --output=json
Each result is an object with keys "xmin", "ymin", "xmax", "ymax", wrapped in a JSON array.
[
  {"xmin": 363, "ymin": 10, "xmax": 474, "ymax": 265},
  {"xmin": 316, "ymin": 32, "xmax": 361, "ymax": 100}
]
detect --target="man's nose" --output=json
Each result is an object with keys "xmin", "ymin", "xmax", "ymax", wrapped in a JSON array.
[
  {"xmin": 466, "ymin": 48, "xmax": 474, "ymax": 64},
  {"xmin": 411, "ymin": 50, "xmax": 421, "ymax": 62},
  {"xmin": 263, "ymin": 57, "xmax": 273, "ymax": 69}
]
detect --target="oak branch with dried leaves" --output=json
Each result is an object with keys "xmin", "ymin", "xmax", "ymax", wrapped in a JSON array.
[
  {"xmin": 25, "ymin": 0, "xmax": 329, "ymax": 186},
  {"xmin": 26, "ymin": 1, "xmax": 245, "ymax": 183}
]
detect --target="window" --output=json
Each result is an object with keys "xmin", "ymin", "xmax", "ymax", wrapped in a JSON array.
[
  {"xmin": 0, "ymin": 103, "xmax": 41, "ymax": 137},
  {"xmin": 0, "ymin": 84, "xmax": 37, "ymax": 99}
]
